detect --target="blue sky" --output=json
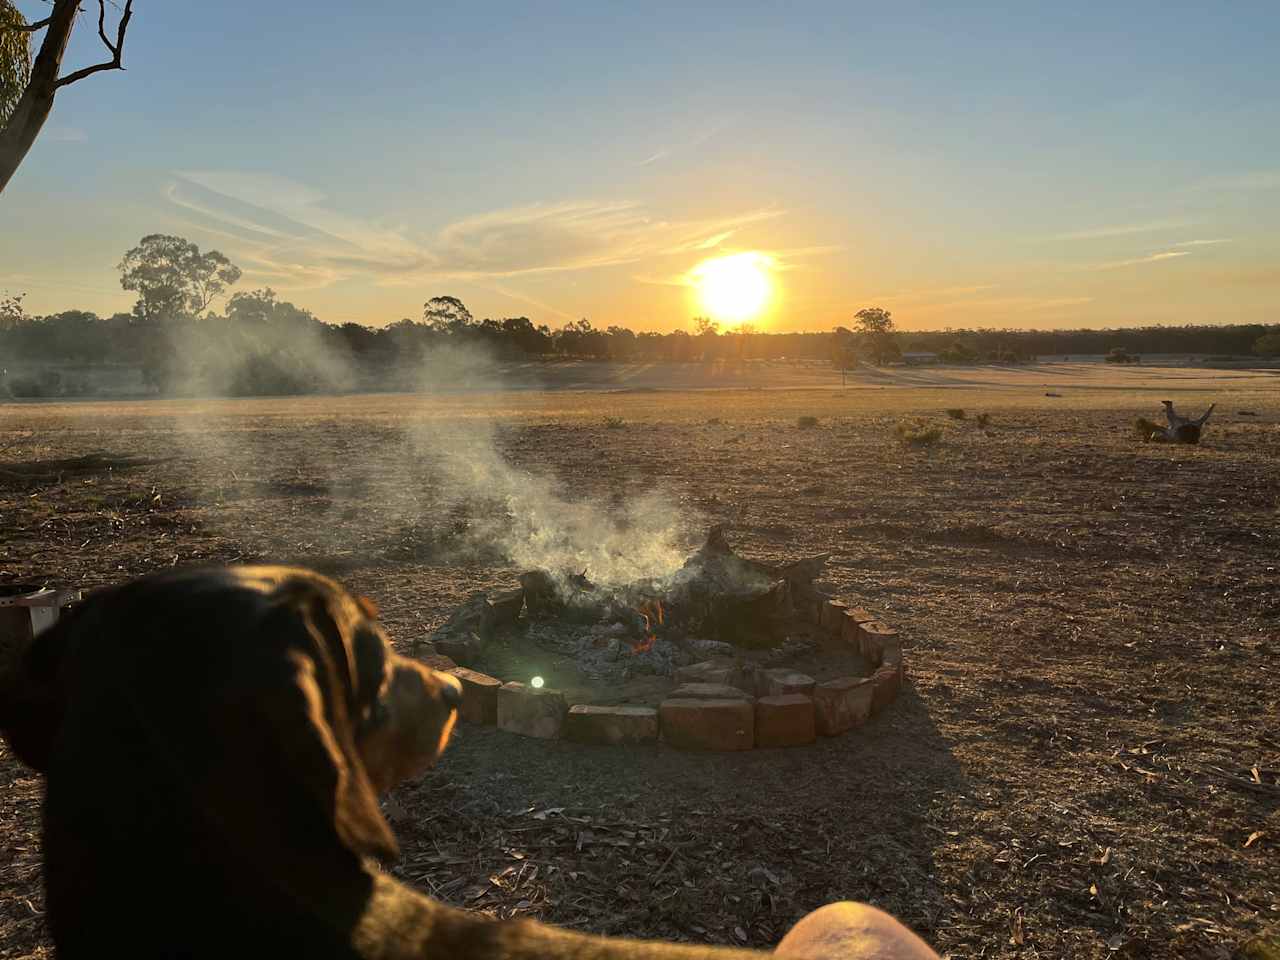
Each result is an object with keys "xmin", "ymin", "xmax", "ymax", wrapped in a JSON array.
[{"xmin": 1, "ymin": 1, "xmax": 1276, "ymax": 330}]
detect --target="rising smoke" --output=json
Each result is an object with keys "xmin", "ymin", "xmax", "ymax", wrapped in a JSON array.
[
  {"xmin": 158, "ymin": 331, "xmax": 694, "ymax": 586},
  {"xmin": 408, "ymin": 414, "xmax": 688, "ymax": 586},
  {"xmin": 403, "ymin": 344, "xmax": 690, "ymax": 586}
]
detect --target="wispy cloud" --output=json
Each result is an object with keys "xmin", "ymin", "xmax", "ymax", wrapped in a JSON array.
[
  {"xmin": 429, "ymin": 201, "xmax": 779, "ymax": 279},
  {"xmin": 1186, "ymin": 170, "xmax": 1280, "ymax": 193},
  {"xmin": 637, "ymin": 118, "xmax": 735, "ymax": 167},
  {"xmin": 483, "ymin": 282, "xmax": 578, "ymax": 322},
  {"xmin": 1088, "ymin": 250, "xmax": 1191, "ymax": 271},
  {"xmin": 1054, "ymin": 218, "xmax": 1190, "ymax": 241},
  {"xmin": 1170, "ymin": 238, "xmax": 1232, "ymax": 248},
  {"xmin": 163, "ymin": 171, "xmax": 780, "ymax": 295},
  {"xmin": 634, "ymin": 244, "xmax": 836, "ymax": 289},
  {"xmin": 871, "ymin": 283, "xmax": 999, "ymax": 303}
]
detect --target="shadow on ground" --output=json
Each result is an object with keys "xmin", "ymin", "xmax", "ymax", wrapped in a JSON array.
[{"xmin": 387, "ymin": 684, "xmax": 965, "ymax": 949}]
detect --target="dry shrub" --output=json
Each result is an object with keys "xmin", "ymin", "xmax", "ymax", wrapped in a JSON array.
[
  {"xmin": 945, "ymin": 408, "xmax": 966, "ymax": 420},
  {"xmin": 895, "ymin": 419, "xmax": 943, "ymax": 447},
  {"xmin": 604, "ymin": 416, "xmax": 625, "ymax": 429},
  {"xmin": 796, "ymin": 415, "xmax": 819, "ymax": 429},
  {"xmin": 975, "ymin": 412, "xmax": 991, "ymax": 428}
]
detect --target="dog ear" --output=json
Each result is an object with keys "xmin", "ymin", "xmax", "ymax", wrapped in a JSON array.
[
  {"xmin": 265, "ymin": 592, "xmax": 399, "ymax": 864},
  {"xmin": 355, "ymin": 595, "xmax": 380, "ymax": 620},
  {"xmin": 186, "ymin": 593, "xmax": 396, "ymax": 870}
]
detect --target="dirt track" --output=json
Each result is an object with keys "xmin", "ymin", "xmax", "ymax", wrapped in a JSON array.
[{"xmin": 2, "ymin": 363, "xmax": 1278, "ymax": 958}]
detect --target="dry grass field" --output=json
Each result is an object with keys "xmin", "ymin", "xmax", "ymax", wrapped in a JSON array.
[{"xmin": 2, "ymin": 362, "xmax": 1278, "ymax": 959}]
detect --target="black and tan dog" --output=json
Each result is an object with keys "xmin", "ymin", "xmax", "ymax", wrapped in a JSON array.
[
  {"xmin": 0, "ymin": 566, "xmax": 937, "ymax": 960},
  {"xmin": 0, "ymin": 567, "xmax": 764, "ymax": 958}
]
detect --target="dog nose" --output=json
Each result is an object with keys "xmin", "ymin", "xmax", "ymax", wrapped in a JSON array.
[{"xmin": 440, "ymin": 676, "xmax": 463, "ymax": 710}]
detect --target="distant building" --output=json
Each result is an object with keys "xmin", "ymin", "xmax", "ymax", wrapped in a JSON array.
[{"xmin": 901, "ymin": 352, "xmax": 939, "ymax": 366}]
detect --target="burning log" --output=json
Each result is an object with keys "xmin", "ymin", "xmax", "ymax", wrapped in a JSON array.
[
  {"xmin": 695, "ymin": 578, "xmax": 789, "ymax": 648},
  {"xmin": 430, "ymin": 588, "xmax": 522, "ymax": 663},
  {"xmin": 631, "ymin": 599, "xmax": 662, "ymax": 654},
  {"xmin": 764, "ymin": 553, "xmax": 831, "ymax": 588},
  {"xmin": 519, "ymin": 570, "xmax": 560, "ymax": 617}
]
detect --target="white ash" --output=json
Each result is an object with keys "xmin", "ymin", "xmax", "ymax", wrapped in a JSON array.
[
  {"xmin": 524, "ymin": 621, "xmax": 688, "ymax": 682},
  {"xmin": 688, "ymin": 638, "xmax": 736, "ymax": 658}
]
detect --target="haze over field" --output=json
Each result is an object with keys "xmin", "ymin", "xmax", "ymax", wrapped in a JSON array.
[{"xmin": 1, "ymin": 2, "xmax": 1277, "ymax": 331}]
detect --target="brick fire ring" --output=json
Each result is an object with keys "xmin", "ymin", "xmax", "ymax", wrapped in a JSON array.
[{"xmin": 419, "ymin": 589, "xmax": 906, "ymax": 753}]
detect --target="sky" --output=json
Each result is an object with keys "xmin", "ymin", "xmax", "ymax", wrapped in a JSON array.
[{"xmin": 1, "ymin": 1, "xmax": 1277, "ymax": 332}]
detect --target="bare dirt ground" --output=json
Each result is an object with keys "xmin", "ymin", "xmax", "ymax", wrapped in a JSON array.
[{"xmin": 2, "ymin": 362, "xmax": 1278, "ymax": 959}]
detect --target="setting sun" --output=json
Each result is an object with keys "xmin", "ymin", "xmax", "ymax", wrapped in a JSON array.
[{"xmin": 690, "ymin": 252, "xmax": 774, "ymax": 324}]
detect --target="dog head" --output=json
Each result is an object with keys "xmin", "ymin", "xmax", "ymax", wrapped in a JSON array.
[{"xmin": 0, "ymin": 566, "xmax": 461, "ymax": 945}]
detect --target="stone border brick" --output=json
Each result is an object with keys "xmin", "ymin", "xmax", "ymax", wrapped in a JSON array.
[
  {"xmin": 447, "ymin": 667, "xmax": 501, "ymax": 725},
  {"xmin": 659, "ymin": 697, "xmax": 754, "ymax": 751},
  {"xmin": 813, "ymin": 676, "xmax": 874, "ymax": 735},
  {"xmin": 859, "ymin": 621, "xmax": 900, "ymax": 666},
  {"xmin": 565, "ymin": 705, "xmax": 660, "ymax": 745},
  {"xmin": 497, "ymin": 681, "xmax": 567, "ymax": 739},
  {"xmin": 871, "ymin": 666, "xmax": 902, "ymax": 715},
  {"xmin": 671, "ymin": 682, "xmax": 755, "ymax": 702},
  {"xmin": 755, "ymin": 694, "xmax": 816, "ymax": 747},
  {"xmin": 759, "ymin": 668, "xmax": 816, "ymax": 698}
]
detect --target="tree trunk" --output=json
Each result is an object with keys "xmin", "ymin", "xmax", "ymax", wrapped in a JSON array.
[{"xmin": 0, "ymin": 0, "xmax": 78, "ymax": 195}]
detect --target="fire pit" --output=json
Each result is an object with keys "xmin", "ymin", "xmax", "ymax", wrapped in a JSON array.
[{"xmin": 421, "ymin": 529, "xmax": 906, "ymax": 751}]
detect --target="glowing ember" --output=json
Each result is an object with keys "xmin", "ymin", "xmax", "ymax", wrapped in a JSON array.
[{"xmin": 630, "ymin": 599, "xmax": 663, "ymax": 654}]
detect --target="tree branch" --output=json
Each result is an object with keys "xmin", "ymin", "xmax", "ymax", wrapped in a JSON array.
[
  {"xmin": 53, "ymin": 0, "xmax": 132, "ymax": 89},
  {"xmin": 6, "ymin": 16, "xmax": 54, "ymax": 32}
]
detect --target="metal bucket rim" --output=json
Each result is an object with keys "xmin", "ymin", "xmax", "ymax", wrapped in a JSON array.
[{"xmin": 0, "ymin": 585, "xmax": 51, "ymax": 606}]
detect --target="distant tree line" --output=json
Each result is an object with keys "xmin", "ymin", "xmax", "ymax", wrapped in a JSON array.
[
  {"xmin": 1, "ymin": 234, "xmax": 1277, "ymax": 398},
  {"xmin": 898, "ymin": 325, "xmax": 1280, "ymax": 362}
]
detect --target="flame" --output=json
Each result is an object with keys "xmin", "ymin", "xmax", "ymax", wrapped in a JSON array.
[{"xmin": 630, "ymin": 599, "xmax": 663, "ymax": 654}]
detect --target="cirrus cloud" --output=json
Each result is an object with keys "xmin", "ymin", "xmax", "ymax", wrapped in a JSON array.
[{"xmin": 163, "ymin": 171, "xmax": 781, "ymax": 294}]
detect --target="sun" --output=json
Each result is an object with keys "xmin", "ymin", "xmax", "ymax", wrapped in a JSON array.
[{"xmin": 690, "ymin": 252, "xmax": 774, "ymax": 324}]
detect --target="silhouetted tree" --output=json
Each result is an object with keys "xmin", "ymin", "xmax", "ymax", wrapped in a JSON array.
[
  {"xmin": 423, "ymin": 295, "xmax": 473, "ymax": 333},
  {"xmin": 119, "ymin": 235, "xmax": 242, "ymax": 323},
  {"xmin": 225, "ymin": 288, "xmax": 277, "ymax": 325},
  {"xmin": 831, "ymin": 325, "xmax": 857, "ymax": 371},
  {"xmin": 692, "ymin": 316, "xmax": 719, "ymax": 337},
  {"xmin": 1253, "ymin": 333, "xmax": 1280, "ymax": 357},
  {"xmin": 338, "ymin": 321, "xmax": 379, "ymax": 357},
  {"xmin": 500, "ymin": 316, "xmax": 553, "ymax": 355},
  {"xmin": 853, "ymin": 307, "xmax": 893, "ymax": 335},
  {"xmin": 0, "ymin": 0, "xmax": 134, "ymax": 194},
  {"xmin": 0, "ymin": 289, "xmax": 21, "ymax": 329},
  {"xmin": 554, "ymin": 318, "xmax": 608, "ymax": 358},
  {"xmin": 852, "ymin": 307, "xmax": 898, "ymax": 365}
]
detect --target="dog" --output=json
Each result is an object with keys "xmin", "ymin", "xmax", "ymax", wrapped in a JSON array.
[{"xmin": 0, "ymin": 566, "xmax": 780, "ymax": 959}]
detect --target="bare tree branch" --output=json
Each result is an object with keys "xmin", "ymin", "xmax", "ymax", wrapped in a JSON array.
[
  {"xmin": 53, "ymin": 0, "xmax": 132, "ymax": 89},
  {"xmin": 95, "ymin": 0, "xmax": 111, "ymax": 50},
  {"xmin": 5, "ymin": 17, "xmax": 54, "ymax": 32},
  {"xmin": 1, "ymin": 0, "xmax": 138, "ymax": 193}
]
